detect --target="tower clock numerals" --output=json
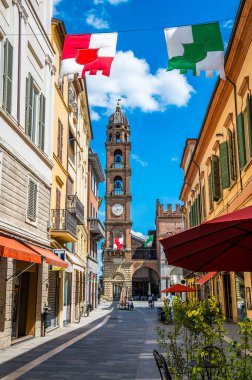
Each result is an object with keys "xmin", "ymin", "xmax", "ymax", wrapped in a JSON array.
[{"xmin": 112, "ymin": 203, "xmax": 124, "ymax": 216}]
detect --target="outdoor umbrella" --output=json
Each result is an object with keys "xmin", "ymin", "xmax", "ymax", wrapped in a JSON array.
[
  {"xmin": 161, "ymin": 205, "xmax": 252, "ymax": 272},
  {"xmin": 161, "ymin": 284, "xmax": 197, "ymax": 293}
]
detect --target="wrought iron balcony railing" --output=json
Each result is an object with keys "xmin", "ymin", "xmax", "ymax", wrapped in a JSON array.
[
  {"xmin": 132, "ymin": 249, "xmax": 157, "ymax": 260},
  {"xmin": 67, "ymin": 194, "xmax": 84, "ymax": 224},
  {"xmin": 51, "ymin": 209, "xmax": 77, "ymax": 239},
  {"xmin": 112, "ymin": 163, "xmax": 124, "ymax": 169},
  {"xmin": 112, "ymin": 190, "xmax": 124, "ymax": 195},
  {"xmin": 89, "ymin": 218, "xmax": 105, "ymax": 239}
]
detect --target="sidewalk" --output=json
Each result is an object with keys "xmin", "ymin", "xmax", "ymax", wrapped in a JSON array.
[{"xmin": 0, "ymin": 302, "xmax": 113, "ymax": 366}]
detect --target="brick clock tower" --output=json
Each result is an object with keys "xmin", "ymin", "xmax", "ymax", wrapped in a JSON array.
[{"xmin": 103, "ymin": 101, "xmax": 133, "ymax": 300}]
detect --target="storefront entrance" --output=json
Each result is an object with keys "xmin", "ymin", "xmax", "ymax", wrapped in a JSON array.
[
  {"xmin": 113, "ymin": 283, "xmax": 123, "ymax": 300},
  {"xmin": 11, "ymin": 262, "xmax": 37, "ymax": 341},
  {"xmin": 46, "ymin": 271, "xmax": 60, "ymax": 331},
  {"xmin": 235, "ymin": 272, "xmax": 246, "ymax": 321},
  {"xmin": 63, "ymin": 272, "xmax": 72, "ymax": 324},
  {"xmin": 223, "ymin": 273, "xmax": 233, "ymax": 320}
]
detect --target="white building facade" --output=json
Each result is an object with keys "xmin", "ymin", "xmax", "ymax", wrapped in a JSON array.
[{"xmin": 0, "ymin": 0, "xmax": 55, "ymax": 349}]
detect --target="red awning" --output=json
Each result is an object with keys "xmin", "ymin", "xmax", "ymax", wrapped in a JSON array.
[
  {"xmin": 196, "ymin": 272, "xmax": 218, "ymax": 285},
  {"xmin": 0, "ymin": 236, "xmax": 42, "ymax": 263},
  {"xmin": 161, "ymin": 205, "xmax": 252, "ymax": 272},
  {"xmin": 27, "ymin": 244, "xmax": 68, "ymax": 268},
  {"xmin": 161, "ymin": 284, "xmax": 197, "ymax": 293}
]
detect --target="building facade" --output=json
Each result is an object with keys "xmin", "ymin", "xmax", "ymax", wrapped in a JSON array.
[
  {"xmin": 180, "ymin": 0, "xmax": 252, "ymax": 322},
  {"xmin": 155, "ymin": 201, "xmax": 183, "ymax": 292},
  {"xmin": 103, "ymin": 103, "xmax": 160, "ymax": 301},
  {"xmin": 0, "ymin": 0, "xmax": 55, "ymax": 349},
  {"xmin": 87, "ymin": 148, "xmax": 105, "ymax": 308}
]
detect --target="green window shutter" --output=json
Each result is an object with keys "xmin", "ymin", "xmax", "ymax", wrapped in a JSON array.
[
  {"xmin": 197, "ymin": 194, "xmax": 201, "ymax": 223},
  {"xmin": 219, "ymin": 141, "xmax": 230, "ymax": 189},
  {"xmin": 25, "ymin": 73, "xmax": 33, "ymax": 139},
  {"xmin": 202, "ymin": 185, "xmax": 206, "ymax": 219},
  {"xmin": 208, "ymin": 173, "xmax": 213, "ymax": 211},
  {"xmin": 27, "ymin": 179, "xmax": 38, "ymax": 222},
  {"xmin": 246, "ymin": 95, "xmax": 252, "ymax": 157},
  {"xmin": 211, "ymin": 155, "xmax": 221, "ymax": 201},
  {"xmin": 2, "ymin": 39, "xmax": 13, "ymax": 114},
  {"xmin": 228, "ymin": 129, "xmax": 237, "ymax": 181},
  {"xmin": 237, "ymin": 112, "xmax": 247, "ymax": 169},
  {"xmin": 189, "ymin": 208, "xmax": 192, "ymax": 228},
  {"xmin": 38, "ymin": 94, "xmax": 45, "ymax": 151}
]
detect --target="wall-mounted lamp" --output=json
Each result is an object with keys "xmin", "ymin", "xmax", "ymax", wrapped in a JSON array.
[{"xmin": 216, "ymin": 133, "xmax": 223, "ymax": 137}]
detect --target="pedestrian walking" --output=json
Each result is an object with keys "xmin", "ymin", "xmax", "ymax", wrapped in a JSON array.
[
  {"xmin": 148, "ymin": 294, "xmax": 152, "ymax": 308},
  {"xmin": 151, "ymin": 294, "xmax": 155, "ymax": 308}
]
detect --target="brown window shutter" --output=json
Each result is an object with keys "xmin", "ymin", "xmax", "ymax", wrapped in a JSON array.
[
  {"xmin": 56, "ymin": 188, "xmax": 61, "ymax": 209},
  {"xmin": 57, "ymin": 119, "xmax": 63, "ymax": 161}
]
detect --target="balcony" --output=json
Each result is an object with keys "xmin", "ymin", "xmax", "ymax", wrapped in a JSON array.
[
  {"xmin": 132, "ymin": 249, "xmax": 157, "ymax": 260},
  {"xmin": 89, "ymin": 218, "xmax": 105, "ymax": 239},
  {"xmin": 67, "ymin": 195, "xmax": 84, "ymax": 225},
  {"xmin": 112, "ymin": 163, "xmax": 124, "ymax": 169},
  {"xmin": 50, "ymin": 209, "xmax": 77, "ymax": 242},
  {"xmin": 112, "ymin": 190, "xmax": 124, "ymax": 195}
]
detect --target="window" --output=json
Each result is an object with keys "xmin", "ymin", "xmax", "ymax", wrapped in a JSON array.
[
  {"xmin": 67, "ymin": 176, "xmax": 74, "ymax": 195},
  {"xmin": 211, "ymin": 155, "xmax": 221, "ymax": 202},
  {"xmin": 219, "ymin": 141, "xmax": 230, "ymax": 189},
  {"xmin": 237, "ymin": 112, "xmax": 247, "ymax": 170},
  {"xmin": 202, "ymin": 185, "xmax": 206, "ymax": 220},
  {"xmin": 27, "ymin": 178, "xmax": 38, "ymax": 222},
  {"xmin": 108, "ymin": 133, "xmax": 112, "ymax": 142},
  {"xmin": 68, "ymin": 128, "xmax": 75, "ymax": 163},
  {"xmin": 25, "ymin": 73, "xmax": 45, "ymax": 150},
  {"xmin": 208, "ymin": 172, "xmax": 213, "ymax": 211},
  {"xmin": 114, "ymin": 176, "xmax": 123, "ymax": 194},
  {"xmin": 124, "ymin": 133, "xmax": 127, "ymax": 142},
  {"xmin": 56, "ymin": 188, "xmax": 61, "ymax": 209},
  {"xmin": 116, "ymin": 132, "xmax": 120, "ymax": 142},
  {"xmin": 2, "ymin": 39, "xmax": 13, "ymax": 114},
  {"xmin": 228, "ymin": 129, "xmax": 237, "ymax": 181},
  {"xmin": 57, "ymin": 119, "xmax": 63, "ymax": 161}
]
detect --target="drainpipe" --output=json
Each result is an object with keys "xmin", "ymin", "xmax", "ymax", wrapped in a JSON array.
[
  {"xmin": 17, "ymin": 6, "xmax": 22, "ymax": 125},
  {"xmin": 226, "ymin": 76, "xmax": 243, "ymax": 191}
]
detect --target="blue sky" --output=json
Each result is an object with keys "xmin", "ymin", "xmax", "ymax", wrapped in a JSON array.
[{"xmin": 54, "ymin": 0, "xmax": 240, "ymax": 237}]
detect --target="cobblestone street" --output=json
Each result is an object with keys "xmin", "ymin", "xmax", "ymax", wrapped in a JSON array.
[{"xmin": 0, "ymin": 302, "xmax": 162, "ymax": 380}]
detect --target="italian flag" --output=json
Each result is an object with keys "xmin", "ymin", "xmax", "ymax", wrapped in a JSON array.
[
  {"xmin": 59, "ymin": 32, "xmax": 117, "ymax": 83},
  {"xmin": 164, "ymin": 22, "xmax": 225, "ymax": 79},
  {"xmin": 144, "ymin": 235, "xmax": 154, "ymax": 248}
]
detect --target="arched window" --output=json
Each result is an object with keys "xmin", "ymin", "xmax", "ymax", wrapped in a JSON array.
[
  {"xmin": 114, "ymin": 149, "xmax": 123, "ymax": 168},
  {"xmin": 114, "ymin": 176, "xmax": 123, "ymax": 194},
  {"xmin": 124, "ymin": 133, "xmax": 127, "ymax": 142},
  {"xmin": 108, "ymin": 133, "xmax": 112, "ymax": 142},
  {"xmin": 112, "ymin": 230, "xmax": 124, "ymax": 250},
  {"xmin": 116, "ymin": 132, "xmax": 120, "ymax": 142}
]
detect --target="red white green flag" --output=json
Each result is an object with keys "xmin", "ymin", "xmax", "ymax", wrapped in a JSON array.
[{"xmin": 59, "ymin": 32, "xmax": 118, "ymax": 82}]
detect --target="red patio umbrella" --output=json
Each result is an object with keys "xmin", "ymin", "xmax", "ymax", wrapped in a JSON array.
[
  {"xmin": 161, "ymin": 284, "xmax": 197, "ymax": 293},
  {"xmin": 161, "ymin": 205, "xmax": 252, "ymax": 272}
]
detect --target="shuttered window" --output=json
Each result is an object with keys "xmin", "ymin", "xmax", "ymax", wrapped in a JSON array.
[
  {"xmin": 202, "ymin": 185, "xmax": 206, "ymax": 220},
  {"xmin": 197, "ymin": 194, "xmax": 201, "ymax": 224},
  {"xmin": 57, "ymin": 119, "xmax": 63, "ymax": 161},
  {"xmin": 2, "ymin": 39, "xmax": 13, "ymax": 114},
  {"xmin": 237, "ymin": 112, "xmax": 247, "ymax": 170},
  {"xmin": 220, "ymin": 141, "xmax": 230, "ymax": 189},
  {"xmin": 56, "ymin": 188, "xmax": 61, "ymax": 209},
  {"xmin": 208, "ymin": 173, "xmax": 213, "ymax": 211},
  {"xmin": 246, "ymin": 94, "xmax": 252, "ymax": 157},
  {"xmin": 27, "ymin": 178, "xmax": 38, "ymax": 222},
  {"xmin": 25, "ymin": 73, "xmax": 34, "ymax": 140},
  {"xmin": 38, "ymin": 94, "xmax": 45, "ymax": 151},
  {"xmin": 228, "ymin": 129, "xmax": 237, "ymax": 181},
  {"xmin": 211, "ymin": 155, "xmax": 221, "ymax": 202}
]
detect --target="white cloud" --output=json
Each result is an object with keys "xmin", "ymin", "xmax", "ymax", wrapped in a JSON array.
[
  {"xmin": 131, "ymin": 230, "xmax": 147, "ymax": 240},
  {"xmin": 223, "ymin": 19, "xmax": 234, "ymax": 29},
  {"xmin": 94, "ymin": 0, "xmax": 129, "ymax": 4},
  {"xmin": 131, "ymin": 153, "xmax": 148, "ymax": 167},
  {"xmin": 90, "ymin": 110, "xmax": 101, "ymax": 121},
  {"xmin": 53, "ymin": 0, "xmax": 61, "ymax": 14},
  {"xmin": 86, "ymin": 10, "xmax": 109, "ymax": 29},
  {"xmin": 171, "ymin": 157, "xmax": 178, "ymax": 162},
  {"xmin": 86, "ymin": 50, "xmax": 194, "ymax": 114}
]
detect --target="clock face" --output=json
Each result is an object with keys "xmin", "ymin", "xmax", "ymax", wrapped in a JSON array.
[{"xmin": 112, "ymin": 203, "xmax": 124, "ymax": 216}]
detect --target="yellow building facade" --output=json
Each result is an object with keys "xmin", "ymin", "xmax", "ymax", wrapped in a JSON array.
[
  {"xmin": 48, "ymin": 19, "xmax": 92, "ymax": 329},
  {"xmin": 180, "ymin": 0, "xmax": 252, "ymax": 322}
]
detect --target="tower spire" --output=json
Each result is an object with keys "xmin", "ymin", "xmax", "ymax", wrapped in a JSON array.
[{"xmin": 116, "ymin": 98, "xmax": 121, "ymax": 111}]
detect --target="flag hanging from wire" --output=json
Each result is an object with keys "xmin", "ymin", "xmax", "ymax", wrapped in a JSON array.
[
  {"xmin": 59, "ymin": 32, "xmax": 118, "ymax": 82},
  {"xmin": 164, "ymin": 22, "xmax": 225, "ymax": 79}
]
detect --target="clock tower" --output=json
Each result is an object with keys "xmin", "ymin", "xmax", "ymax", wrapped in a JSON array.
[{"xmin": 103, "ymin": 101, "xmax": 132, "ymax": 300}]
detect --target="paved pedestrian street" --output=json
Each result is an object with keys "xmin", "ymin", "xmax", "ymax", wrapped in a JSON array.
[{"xmin": 0, "ymin": 302, "xmax": 161, "ymax": 380}]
